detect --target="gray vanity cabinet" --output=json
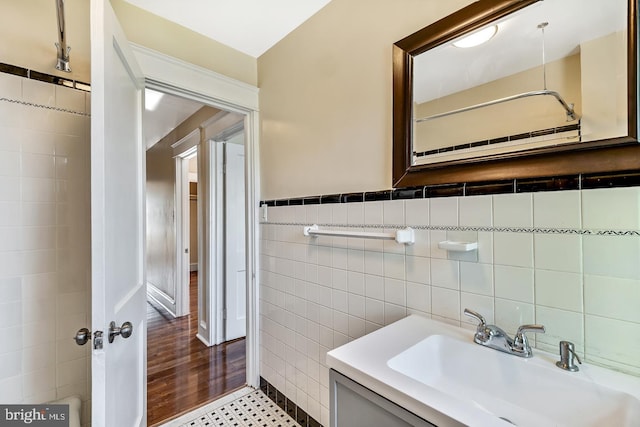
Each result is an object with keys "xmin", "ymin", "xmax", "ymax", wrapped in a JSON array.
[{"xmin": 330, "ymin": 369, "xmax": 436, "ymax": 427}]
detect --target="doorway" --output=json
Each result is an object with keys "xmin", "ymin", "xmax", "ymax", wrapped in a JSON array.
[
  {"xmin": 88, "ymin": 10, "xmax": 260, "ymax": 425},
  {"xmin": 144, "ymin": 89, "xmax": 249, "ymax": 425}
]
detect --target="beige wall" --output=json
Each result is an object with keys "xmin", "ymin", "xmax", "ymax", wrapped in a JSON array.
[
  {"xmin": 258, "ymin": 0, "xmax": 471, "ymax": 200},
  {"xmin": 580, "ymin": 31, "xmax": 628, "ymax": 141},
  {"xmin": 111, "ymin": 0, "xmax": 257, "ymax": 86},
  {"xmin": 146, "ymin": 137, "xmax": 178, "ymax": 300},
  {"xmin": 146, "ymin": 107, "xmax": 218, "ymax": 306},
  {"xmin": 0, "ymin": 1, "xmax": 257, "ymax": 86},
  {"xmin": 0, "ymin": 0, "xmax": 91, "ymax": 82}
]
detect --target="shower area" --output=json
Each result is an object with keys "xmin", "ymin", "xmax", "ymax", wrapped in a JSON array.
[{"xmin": 0, "ymin": 1, "xmax": 91, "ymax": 425}]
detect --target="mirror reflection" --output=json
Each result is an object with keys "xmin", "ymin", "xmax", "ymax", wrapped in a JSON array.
[{"xmin": 412, "ymin": 0, "xmax": 627, "ymax": 165}]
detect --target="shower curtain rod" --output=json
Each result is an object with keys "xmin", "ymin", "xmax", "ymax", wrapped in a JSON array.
[
  {"xmin": 415, "ymin": 89, "xmax": 579, "ymax": 123},
  {"xmin": 55, "ymin": 0, "xmax": 71, "ymax": 72}
]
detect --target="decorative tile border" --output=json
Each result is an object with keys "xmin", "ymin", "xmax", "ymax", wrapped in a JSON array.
[
  {"xmin": 0, "ymin": 96, "xmax": 90, "ymax": 117},
  {"xmin": 260, "ymin": 222, "xmax": 640, "ymax": 237},
  {"xmin": 260, "ymin": 171, "xmax": 640, "ymax": 207},
  {"xmin": 260, "ymin": 377, "xmax": 323, "ymax": 427}
]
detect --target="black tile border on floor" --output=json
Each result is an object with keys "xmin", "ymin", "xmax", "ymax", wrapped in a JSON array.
[
  {"xmin": 260, "ymin": 170, "xmax": 640, "ymax": 207},
  {"xmin": 260, "ymin": 377, "xmax": 323, "ymax": 427}
]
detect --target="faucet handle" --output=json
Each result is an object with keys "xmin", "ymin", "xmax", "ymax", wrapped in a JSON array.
[
  {"xmin": 516, "ymin": 324, "xmax": 546, "ymax": 337},
  {"xmin": 513, "ymin": 324, "xmax": 545, "ymax": 357},
  {"xmin": 463, "ymin": 308, "xmax": 486, "ymax": 327},
  {"xmin": 463, "ymin": 308, "xmax": 490, "ymax": 342}
]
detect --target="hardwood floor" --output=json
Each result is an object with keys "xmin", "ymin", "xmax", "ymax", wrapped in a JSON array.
[{"xmin": 147, "ymin": 272, "xmax": 246, "ymax": 426}]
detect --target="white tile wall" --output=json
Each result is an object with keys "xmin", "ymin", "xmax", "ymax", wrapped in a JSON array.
[
  {"xmin": 533, "ymin": 190, "xmax": 581, "ymax": 228},
  {"xmin": 534, "ymin": 234, "xmax": 582, "ymax": 272},
  {"xmin": 260, "ymin": 187, "xmax": 640, "ymax": 424},
  {"xmin": 493, "ymin": 193, "xmax": 532, "ymax": 227},
  {"xmin": 494, "ymin": 232, "xmax": 533, "ymax": 268},
  {"xmin": 459, "ymin": 195, "xmax": 492, "ymax": 226},
  {"xmin": 0, "ymin": 73, "xmax": 90, "ymax": 425},
  {"xmin": 582, "ymin": 187, "xmax": 640, "ymax": 230}
]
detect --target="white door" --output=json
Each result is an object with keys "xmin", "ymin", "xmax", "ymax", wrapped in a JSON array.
[
  {"xmin": 224, "ymin": 140, "xmax": 246, "ymax": 341},
  {"xmin": 91, "ymin": 1, "xmax": 146, "ymax": 426}
]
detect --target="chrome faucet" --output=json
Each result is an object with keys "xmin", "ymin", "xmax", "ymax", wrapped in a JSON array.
[{"xmin": 463, "ymin": 308, "xmax": 545, "ymax": 358}]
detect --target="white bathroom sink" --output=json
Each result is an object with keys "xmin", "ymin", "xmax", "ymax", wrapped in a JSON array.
[
  {"xmin": 387, "ymin": 334, "xmax": 640, "ymax": 427},
  {"xmin": 326, "ymin": 315, "xmax": 640, "ymax": 427}
]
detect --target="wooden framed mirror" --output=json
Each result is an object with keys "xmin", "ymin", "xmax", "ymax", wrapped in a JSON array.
[{"xmin": 393, "ymin": 0, "xmax": 638, "ymax": 188}]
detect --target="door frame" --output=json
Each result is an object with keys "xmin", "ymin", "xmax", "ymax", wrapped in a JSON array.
[
  {"xmin": 175, "ymin": 143, "xmax": 198, "ymax": 317},
  {"xmin": 132, "ymin": 43, "xmax": 261, "ymax": 388},
  {"xmin": 212, "ymin": 124, "xmax": 246, "ymax": 345}
]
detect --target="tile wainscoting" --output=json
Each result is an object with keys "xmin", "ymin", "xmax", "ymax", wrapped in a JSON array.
[
  {"xmin": 259, "ymin": 185, "xmax": 640, "ymax": 425},
  {"xmin": 0, "ymin": 67, "xmax": 91, "ymax": 424}
]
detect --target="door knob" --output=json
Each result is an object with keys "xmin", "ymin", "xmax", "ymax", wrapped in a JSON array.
[
  {"xmin": 74, "ymin": 327, "xmax": 91, "ymax": 346},
  {"xmin": 74, "ymin": 328, "xmax": 104, "ymax": 349},
  {"xmin": 109, "ymin": 321, "xmax": 133, "ymax": 343}
]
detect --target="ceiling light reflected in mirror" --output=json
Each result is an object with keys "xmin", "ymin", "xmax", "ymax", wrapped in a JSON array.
[{"xmin": 452, "ymin": 25, "xmax": 498, "ymax": 48}]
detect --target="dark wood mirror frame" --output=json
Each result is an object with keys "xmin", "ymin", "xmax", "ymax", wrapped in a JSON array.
[{"xmin": 393, "ymin": 0, "xmax": 639, "ymax": 188}]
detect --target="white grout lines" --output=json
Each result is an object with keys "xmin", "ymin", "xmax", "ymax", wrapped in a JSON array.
[{"xmin": 159, "ymin": 388, "xmax": 299, "ymax": 427}]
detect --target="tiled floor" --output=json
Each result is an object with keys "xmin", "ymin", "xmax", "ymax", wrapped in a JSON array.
[{"xmin": 158, "ymin": 387, "xmax": 300, "ymax": 427}]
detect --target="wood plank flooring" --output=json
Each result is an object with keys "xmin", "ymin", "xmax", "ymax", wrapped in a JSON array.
[{"xmin": 147, "ymin": 272, "xmax": 246, "ymax": 426}]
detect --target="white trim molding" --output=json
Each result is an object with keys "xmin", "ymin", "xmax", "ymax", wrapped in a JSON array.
[
  {"xmin": 131, "ymin": 44, "xmax": 259, "ymax": 112},
  {"xmin": 171, "ymin": 128, "xmax": 199, "ymax": 152},
  {"xmin": 134, "ymin": 44, "xmax": 261, "ymax": 388}
]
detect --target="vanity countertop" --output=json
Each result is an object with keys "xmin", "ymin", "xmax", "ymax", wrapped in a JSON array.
[{"xmin": 326, "ymin": 314, "xmax": 640, "ymax": 427}]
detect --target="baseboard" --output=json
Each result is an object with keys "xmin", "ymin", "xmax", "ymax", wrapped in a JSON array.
[
  {"xmin": 190, "ymin": 263, "xmax": 198, "ymax": 272},
  {"xmin": 196, "ymin": 332, "xmax": 213, "ymax": 347},
  {"xmin": 259, "ymin": 377, "xmax": 323, "ymax": 427},
  {"xmin": 146, "ymin": 283, "xmax": 177, "ymax": 318}
]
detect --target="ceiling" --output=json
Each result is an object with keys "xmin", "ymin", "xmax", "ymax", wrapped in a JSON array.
[
  {"xmin": 123, "ymin": 0, "xmax": 333, "ymax": 58},
  {"xmin": 132, "ymin": 0, "xmax": 333, "ymax": 144},
  {"xmin": 144, "ymin": 89, "xmax": 204, "ymax": 149}
]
